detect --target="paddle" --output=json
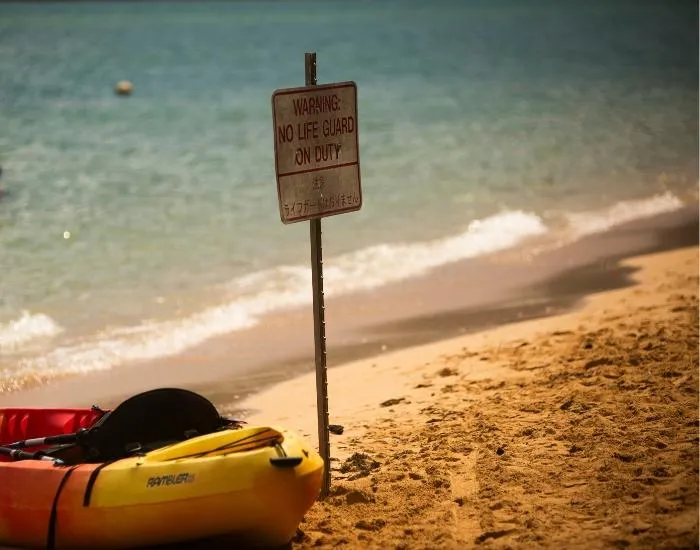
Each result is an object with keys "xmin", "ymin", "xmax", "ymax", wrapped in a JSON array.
[
  {"xmin": 6, "ymin": 429, "xmax": 89, "ymax": 450},
  {"xmin": 0, "ymin": 446, "xmax": 65, "ymax": 465}
]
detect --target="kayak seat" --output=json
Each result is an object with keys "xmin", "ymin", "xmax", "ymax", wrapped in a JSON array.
[{"xmin": 80, "ymin": 388, "xmax": 225, "ymax": 463}]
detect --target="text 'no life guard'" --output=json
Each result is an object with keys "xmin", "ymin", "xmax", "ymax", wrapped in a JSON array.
[{"xmin": 272, "ymin": 81, "xmax": 362, "ymax": 224}]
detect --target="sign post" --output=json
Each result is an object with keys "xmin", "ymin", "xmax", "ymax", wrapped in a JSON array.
[
  {"xmin": 305, "ymin": 52, "xmax": 332, "ymax": 502},
  {"xmin": 271, "ymin": 53, "xmax": 361, "ymax": 499}
]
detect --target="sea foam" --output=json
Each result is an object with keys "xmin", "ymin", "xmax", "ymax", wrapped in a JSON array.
[{"xmin": 0, "ymin": 311, "xmax": 63, "ymax": 352}]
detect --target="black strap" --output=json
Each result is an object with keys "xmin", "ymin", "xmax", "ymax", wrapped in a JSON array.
[
  {"xmin": 83, "ymin": 460, "xmax": 118, "ymax": 507},
  {"xmin": 46, "ymin": 465, "xmax": 79, "ymax": 550}
]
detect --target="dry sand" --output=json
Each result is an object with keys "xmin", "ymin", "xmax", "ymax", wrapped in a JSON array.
[{"xmin": 242, "ymin": 246, "xmax": 699, "ymax": 549}]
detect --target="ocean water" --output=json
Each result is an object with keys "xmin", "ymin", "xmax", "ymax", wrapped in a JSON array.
[{"xmin": 0, "ymin": 0, "xmax": 697, "ymax": 387}]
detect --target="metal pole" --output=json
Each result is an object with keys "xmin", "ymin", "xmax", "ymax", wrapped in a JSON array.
[{"xmin": 306, "ymin": 52, "xmax": 331, "ymax": 499}]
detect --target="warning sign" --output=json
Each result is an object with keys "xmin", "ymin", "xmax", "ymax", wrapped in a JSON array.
[{"xmin": 271, "ymin": 81, "xmax": 362, "ymax": 224}]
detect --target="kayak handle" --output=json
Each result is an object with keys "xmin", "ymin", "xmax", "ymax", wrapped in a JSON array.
[{"xmin": 270, "ymin": 443, "xmax": 303, "ymax": 468}]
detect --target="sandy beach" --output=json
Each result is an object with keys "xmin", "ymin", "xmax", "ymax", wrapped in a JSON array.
[{"xmin": 240, "ymin": 244, "xmax": 699, "ymax": 549}]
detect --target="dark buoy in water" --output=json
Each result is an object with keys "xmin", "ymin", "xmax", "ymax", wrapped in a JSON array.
[{"xmin": 114, "ymin": 80, "xmax": 133, "ymax": 96}]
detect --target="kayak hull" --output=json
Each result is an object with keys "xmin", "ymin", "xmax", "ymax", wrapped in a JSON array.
[{"xmin": 0, "ymin": 427, "xmax": 323, "ymax": 549}]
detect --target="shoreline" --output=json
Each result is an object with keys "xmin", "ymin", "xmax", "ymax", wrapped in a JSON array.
[
  {"xmin": 241, "ymin": 240, "xmax": 700, "ymax": 441},
  {"xmin": 0, "ymin": 206, "xmax": 697, "ymax": 410},
  {"xmin": 0, "ymin": 215, "xmax": 696, "ymax": 549}
]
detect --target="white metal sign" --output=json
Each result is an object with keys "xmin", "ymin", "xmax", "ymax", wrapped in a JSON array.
[{"xmin": 271, "ymin": 81, "xmax": 362, "ymax": 224}]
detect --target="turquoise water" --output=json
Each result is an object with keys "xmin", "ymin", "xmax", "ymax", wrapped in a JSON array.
[{"xmin": 0, "ymin": 0, "xmax": 697, "ymax": 383}]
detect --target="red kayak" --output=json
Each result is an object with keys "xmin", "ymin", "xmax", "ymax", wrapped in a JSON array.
[{"xmin": 0, "ymin": 407, "xmax": 105, "ymax": 461}]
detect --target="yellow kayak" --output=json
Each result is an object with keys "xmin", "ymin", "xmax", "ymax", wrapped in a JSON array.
[{"xmin": 0, "ymin": 389, "xmax": 324, "ymax": 549}]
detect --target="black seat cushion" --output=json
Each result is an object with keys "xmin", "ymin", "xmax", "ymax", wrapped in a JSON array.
[{"xmin": 83, "ymin": 388, "xmax": 223, "ymax": 462}]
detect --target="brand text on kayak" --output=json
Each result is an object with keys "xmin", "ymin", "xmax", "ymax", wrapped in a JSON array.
[{"xmin": 146, "ymin": 472, "xmax": 196, "ymax": 488}]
